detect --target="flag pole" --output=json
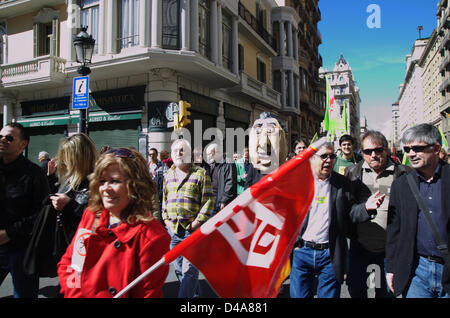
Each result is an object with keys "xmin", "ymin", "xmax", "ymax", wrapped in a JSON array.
[{"xmin": 114, "ymin": 137, "xmax": 328, "ymax": 298}]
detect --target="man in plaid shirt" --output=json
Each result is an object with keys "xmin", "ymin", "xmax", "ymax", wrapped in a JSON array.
[{"xmin": 162, "ymin": 139, "xmax": 214, "ymax": 297}]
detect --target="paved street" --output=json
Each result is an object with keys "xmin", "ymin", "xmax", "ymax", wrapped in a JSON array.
[{"xmin": 0, "ymin": 264, "xmax": 357, "ymax": 298}]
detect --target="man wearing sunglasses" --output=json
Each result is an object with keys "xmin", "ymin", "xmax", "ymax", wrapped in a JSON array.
[
  {"xmin": 290, "ymin": 142, "xmax": 357, "ymax": 298},
  {"xmin": 386, "ymin": 124, "xmax": 450, "ymax": 298},
  {"xmin": 0, "ymin": 123, "xmax": 50, "ymax": 298},
  {"xmin": 344, "ymin": 130, "xmax": 411, "ymax": 298}
]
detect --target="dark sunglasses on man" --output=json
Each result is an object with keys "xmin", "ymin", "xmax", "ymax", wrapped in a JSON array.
[
  {"xmin": 0, "ymin": 135, "xmax": 14, "ymax": 142},
  {"xmin": 403, "ymin": 144, "xmax": 433, "ymax": 154},
  {"xmin": 362, "ymin": 147, "xmax": 384, "ymax": 156},
  {"xmin": 318, "ymin": 153, "xmax": 337, "ymax": 160}
]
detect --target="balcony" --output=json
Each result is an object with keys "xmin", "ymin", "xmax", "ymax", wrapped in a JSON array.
[
  {"xmin": 0, "ymin": 55, "xmax": 66, "ymax": 89},
  {"xmin": 439, "ymin": 54, "xmax": 450, "ymax": 75},
  {"xmin": 228, "ymin": 71, "xmax": 281, "ymax": 109},
  {"xmin": 0, "ymin": 0, "xmax": 65, "ymax": 19},
  {"xmin": 439, "ymin": 76, "xmax": 450, "ymax": 93},
  {"xmin": 238, "ymin": 1, "xmax": 277, "ymax": 56}
]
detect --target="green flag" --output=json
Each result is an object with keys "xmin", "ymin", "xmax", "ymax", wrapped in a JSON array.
[
  {"xmin": 310, "ymin": 132, "xmax": 318, "ymax": 144},
  {"xmin": 402, "ymin": 152, "xmax": 410, "ymax": 166},
  {"xmin": 342, "ymin": 100, "xmax": 348, "ymax": 134},
  {"xmin": 439, "ymin": 127, "xmax": 448, "ymax": 150},
  {"xmin": 323, "ymin": 76, "xmax": 340, "ymax": 135}
]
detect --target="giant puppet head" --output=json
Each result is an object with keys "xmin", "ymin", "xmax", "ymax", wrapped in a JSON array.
[{"xmin": 249, "ymin": 112, "xmax": 287, "ymax": 174}]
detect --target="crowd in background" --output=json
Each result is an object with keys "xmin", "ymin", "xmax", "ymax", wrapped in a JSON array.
[{"xmin": 0, "ymin": 121, "xmax": 449, "ymax": 299}]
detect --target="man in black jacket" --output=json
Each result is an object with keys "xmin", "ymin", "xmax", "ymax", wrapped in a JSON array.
[
  {"xmin": 386, "ymin": 124, "xmax": 450, "ymax": 298},
  {"xmin": 205, "ymin": 143, "xmax": 237, "ymax": 215},
  {"xmin": 344, "ymin": 130, "xmax": 411, "ymax": 298},
  {"xmin": 290, "ymin": 142, "xmax": 356, "ymax": 298},
  {"xmin": 0, "ymin": 123, "xmax": 50, "ymax": 298}
]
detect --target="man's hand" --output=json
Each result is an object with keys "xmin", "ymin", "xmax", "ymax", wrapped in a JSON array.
[
  {"xmin": 50, "ymin": 193, "xmax": 70, "ymax": 211},
  {"xmin": 47, "ymin": 157, "xmax": 57, "ymax": 176},
  {"xmin": 0, "ymin": 230, "xmax": 10, "ymax": 246},
  {"xmin": 190, "ymin": 220, "xmax": 202, "ymax": 232},
  {"xmin": 386, "ymin": 273, "xmax": 394, "ymax": 293},
  {"xmin": 365, "ymin": 190, "xmax": 386, "ymax": 211}
]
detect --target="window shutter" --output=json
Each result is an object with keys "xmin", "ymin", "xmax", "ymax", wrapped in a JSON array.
[
  {"xmin": 52, "ymin": 18, "xmax": 59, "ymax": 56},
  {"xmin": 33, "ymin": 24, "xmax": 38, "ymax": 57},
  {"xmin": 38, "ymin": 23, "xmax": 46, "ymax": 56}
]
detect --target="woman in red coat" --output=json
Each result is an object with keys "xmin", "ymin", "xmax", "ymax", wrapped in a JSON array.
[{"xmin": 57, "ymin": 147, "xmax": 170, "ymax": 298}]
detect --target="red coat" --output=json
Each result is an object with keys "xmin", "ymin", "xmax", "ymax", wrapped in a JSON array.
[{"xmin": 57, "ymin": 208, "xmax": 170, "ymax": 298}]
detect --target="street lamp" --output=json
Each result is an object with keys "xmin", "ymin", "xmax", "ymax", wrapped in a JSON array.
[{"xmin": 73, "ymin": 26, "xmax": 95, "ymax": 134}]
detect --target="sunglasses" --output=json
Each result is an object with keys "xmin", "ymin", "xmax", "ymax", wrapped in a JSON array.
[
  {"xmin": 318, "ymin": 153, "xmax": 337, "ymax": 160},
  {"xmin": 105, "ymin": 148, "xmax": 134, "ymax": 158},
  {"xmin": 0, "ymin": 134, "xmax": 14, "ymax": 142},
  {"xmin": 362, "ymin": 147, "xmax": 384, "ymax": 155},
  {"xmin": 403, "ymin": 144, "xmax": 433, "ymax": 154}
]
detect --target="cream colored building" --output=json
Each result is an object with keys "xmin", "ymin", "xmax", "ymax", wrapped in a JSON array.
[
  {"xmin": 319, "ymin": 55, "xmax": 361, "ymax": 141},
  {"xmin": 420, "ymin": 29, "xmax": 442, "ymax": 130},
  {"xmin": 437, "ymin": 0, "xmax": 450, "ymax": 143},
  {"xmin": 0, "ymin": 0, "xmax": 325, "ymax": 160},
  {"xmin": 397, "ymin": 39, "xmax": 427, "ymax": 138}
]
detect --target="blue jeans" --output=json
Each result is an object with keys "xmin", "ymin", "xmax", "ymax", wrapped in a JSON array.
[
  {"xmin": 405, "ymin": 256, "xmax": 450, "ymax": 298},
  {"xmin": 346, "ymin": 241, "xmax": 393, "ymax": 298},
  {"xmin": 289, "ymin": 246, "xmax": 341, "ymax": 298},
  {"xmin": 0, "ymin": 249, "xmax": 39, "ymax": 298},
  {"xmin": 167, "ymin": 226, "xmax": 200, "ymax": 298}
]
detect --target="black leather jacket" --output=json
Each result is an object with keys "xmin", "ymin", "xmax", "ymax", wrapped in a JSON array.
[
  {"xmin": 0, "ymin": 155, "xmax": 50, "ymax": 251},
  {"xmin": 55, "ymin": 178, "xmax": 90, "ymax": 242}
]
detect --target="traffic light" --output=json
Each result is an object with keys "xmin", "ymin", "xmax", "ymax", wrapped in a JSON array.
[
  {"xmin": 173, "ymin": 113, "xmax": 181, "ymax": 130},
  {"xmin": 179, "ymin": 100, "xmax": 191, "ymax": 128}
]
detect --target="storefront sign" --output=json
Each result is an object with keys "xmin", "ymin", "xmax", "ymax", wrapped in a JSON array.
[
  {"xmin": 21, "ymin": 97, "xmax": 70, "ymax": 116},
  {"xmin": 17, "ymin": 116, "xmax": 70, "ymax": 127}
]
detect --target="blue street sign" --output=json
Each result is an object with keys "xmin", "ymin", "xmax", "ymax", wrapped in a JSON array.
[{"xmin": 72, "ymin": 76, "xmax": 90, "ymax": 109}]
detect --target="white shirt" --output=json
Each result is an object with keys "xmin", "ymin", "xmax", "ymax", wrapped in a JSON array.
[{"xmin": 301, "ymin": 176, "xmax": 331, "ymax": 244}]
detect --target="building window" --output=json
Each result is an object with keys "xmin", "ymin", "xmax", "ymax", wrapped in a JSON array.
[
  {"xmin": 0, "ymin": 23, "xmax": 6, "ymax": 64},
  {"xmin": 162, "ymin": 0, "xmax": 180, "ymax": 49},
  {"xmin": 33, "ymin": 8, "xmax": 59, "ymax": 57},
  {"xmin": 273, "ymin": 70, "xmax": 281, "ymax": 93},
  {"xmin": 199, "ymin": 0, "xmax": 211, "ymax": 59},
  {"xmin": 238, "ymin": 44, "xmax": 244, "ymax": 71},
  {"xmin": 119, "ymin": 0, "xmax": 140, "ymax": 49},
  {"xmin": 257, "ymin": 58, "xmax": 266, "ymax": 83},
  {"xmin": 256, "ymin": 1, "xmax": 267, "ymax": 32},
  {"xmin": 285, "ymin": 71, "xmax": 291, "ymax": 106},
  {"xmin": 80, "ymin": 0, "xmax": 99, "ymax": 54},
  {"xmin": 222, "ymin": 11, "xmax": 232, "ymax": 71}
]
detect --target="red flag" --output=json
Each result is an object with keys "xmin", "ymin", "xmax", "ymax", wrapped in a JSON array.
[
  {"xmin": 163, "ymin": 146, "xmax": 316, "ymax": 298},
  {"xmin": 114, "ymin": 141, "xmax": 325, "ymax": 299}
]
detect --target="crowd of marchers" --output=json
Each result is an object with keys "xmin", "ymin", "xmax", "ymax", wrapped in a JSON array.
[{"xmin": 0, "ymin": 117, "xmax": 449, "ymax": 299}]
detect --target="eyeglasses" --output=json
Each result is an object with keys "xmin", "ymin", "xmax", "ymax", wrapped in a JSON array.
[
  {"xmin": 403, "ymin": 144, "xmax": 433, "ymax": 153},
  {"xmin": 105, "ymin": 148, "xmax": 134, "ymax": 158},
  {"xmin": 362, "ymin": 147, "xmax": 384, "ymax": 155},
  {"xmin": 0, "ymin": 134, "xmax": 14, "ymax": 142},
  {"xmin": 318, "ymin": 153, "xmax": 337, "ymax": 160}
]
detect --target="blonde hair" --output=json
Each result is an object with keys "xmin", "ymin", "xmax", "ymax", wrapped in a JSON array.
[
  {"xmin": 56, "ymin": 133, "xmax": 98, "ymax": 191},
  {"xmin": 88, "ymin": 147, "xmax": 157, "ymax": 224}
]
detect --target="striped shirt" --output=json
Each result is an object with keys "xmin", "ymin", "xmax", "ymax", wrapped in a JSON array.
[{"xmin": 161, "ymin": 164, "xmax": 214, "ymax": 234}]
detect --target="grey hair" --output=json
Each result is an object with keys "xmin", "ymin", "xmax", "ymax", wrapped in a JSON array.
[
  {"xmin": 205, "ymin": 142, "xmax": 219, "ymax": 154},
  {"xmin": 38, "ymin": 151, "xmax": 50, "ymax": 159},
  {"xmin": 321, "ymin": 142, "xmax": 335, "ymax": 151},
  {"xmin": 171, "ymin": 138, "xmax": 192, "ymax": 153},
  {"xmin": 401, "ymin": 124, "xmax": 441, "ymax": 146}
]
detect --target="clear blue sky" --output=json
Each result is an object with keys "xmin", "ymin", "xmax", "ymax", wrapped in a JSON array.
[{"xmin": 318, "ymin": 0, "xmax": 438, "ymax": 134}]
